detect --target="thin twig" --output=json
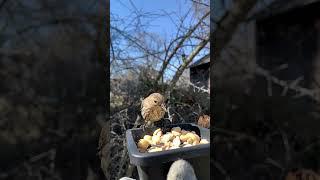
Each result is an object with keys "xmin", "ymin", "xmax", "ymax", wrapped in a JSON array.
[
  {"xmin": 255, "ymin": 66, "xmax": 317, "ymax": 100},
  {"xmin": 213, "ymin": 127, "xmax": 257, "ymax": 142},
  {"xmin": 280, "ymin": 131, "xmax": 291, "ymax": 168},
  {"xmin": 188, "ymin": 81, "xmax": 209, "ymax": 94},
  {"xmin": 265, "ymin": 158, "xmax": 284, "ymax": 171},
  {"xmin": 167, "ymin": 106, "xmax": 174, "ymax": 122},
  {"xmin": 213, "ymin": 160, "xmax": 231, "ymax": 180}
]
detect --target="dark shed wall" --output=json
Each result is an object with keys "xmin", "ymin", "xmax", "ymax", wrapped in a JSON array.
[
  {"xmin": 190, "ymin": 62, "xmax": 210, "ymax": 88},
  {"xmin": 256, "ymin": 1, "xmax": 320, "ymax": 95}
]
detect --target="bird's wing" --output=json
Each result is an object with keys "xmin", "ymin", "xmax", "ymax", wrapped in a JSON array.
[{"xmin": 141, "ymin": 107, "xmax": 150, "ymax": 120}]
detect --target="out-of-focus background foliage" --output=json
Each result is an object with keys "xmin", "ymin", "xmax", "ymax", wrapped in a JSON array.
[
  {"xmin": 213, "ymin": 0, "xmax": 320, "ymax": 179},
  {"xmin": 0, "ymin": 0, "xmax": 107, "ymax": 180}
]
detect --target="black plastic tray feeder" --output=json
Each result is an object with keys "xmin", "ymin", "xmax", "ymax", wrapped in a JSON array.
[{"xmin": 126, "ymin": 123, "xmax": 210, "ymax": 180}]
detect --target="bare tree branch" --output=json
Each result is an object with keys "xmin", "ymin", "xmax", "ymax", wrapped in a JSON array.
[
  {"xmin": 190, "ymin": 0, "xmax": 209, "ymax": 7},
  {"xmin": 156, "ymin": 11, "xmax": 210, "ymax": 82},
  {"xmin": 255, "ymin": 66, "xmax": 317, "ymax": 100},
  {"xmin": 213, "ymin": 0, "xmax": 258, "ymax": 58},
  {"xmin": 167, "ymin": 35, "xmax": 209, "ymax": 92}
]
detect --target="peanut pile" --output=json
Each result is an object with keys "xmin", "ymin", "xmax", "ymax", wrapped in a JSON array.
[{"xmin": 137, "ymin": 127, "xmax": 209, "ymax": 153}]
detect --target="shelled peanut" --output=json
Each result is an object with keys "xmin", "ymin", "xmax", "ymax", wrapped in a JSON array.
[{"xmin": 137, "ymin": 127, "xmax": 209, "ymax": 153}]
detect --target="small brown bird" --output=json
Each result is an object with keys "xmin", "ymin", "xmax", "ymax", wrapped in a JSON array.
[{"xmin": 141, "ymin": 93, "xmax": 166, "ymax": 129}]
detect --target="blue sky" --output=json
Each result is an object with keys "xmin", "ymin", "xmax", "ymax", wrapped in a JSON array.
[
  {"xmin": 111, "ymin": 0, "xmax": 209, "ymax": 80},
  {"xmin": 111, "ymin": 0, "xmax": 193, "ymax": 38}
]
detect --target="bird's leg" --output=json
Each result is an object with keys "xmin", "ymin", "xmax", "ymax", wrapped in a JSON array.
[
  {"xmin": 142, "ymin": 121, "xmax": 148, "ymax": 131},
  {"xmin": 142, "ymin": 121, "xmax": 154, "ymax": 131}
]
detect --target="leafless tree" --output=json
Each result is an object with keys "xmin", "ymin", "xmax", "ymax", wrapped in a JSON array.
[
  {"xmin": 0, "ymin": 0, "xmax": 107, "ymax": 179},
  {"xmin": 111, "ymin": 0, "xmax": 210, "ymax": 94}
]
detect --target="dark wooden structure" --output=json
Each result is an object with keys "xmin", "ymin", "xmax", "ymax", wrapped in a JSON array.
[{"xmin": 189, "ymin": 54, "xmax": 210, "ymax": 88}]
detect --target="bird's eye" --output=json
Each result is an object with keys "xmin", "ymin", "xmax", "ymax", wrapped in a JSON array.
[{"xmin": 154, "ymin": 101, "xmax": 157, "ymax": 103}]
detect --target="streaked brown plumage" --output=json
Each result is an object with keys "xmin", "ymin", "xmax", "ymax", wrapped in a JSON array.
[{"xmin": 141, "ymin": 93, "xmax": 166, "ymax": 127}]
